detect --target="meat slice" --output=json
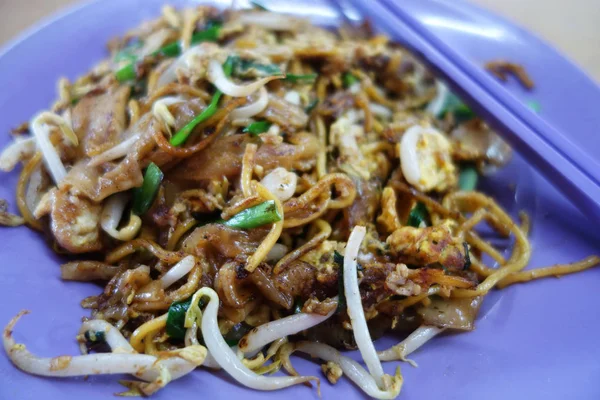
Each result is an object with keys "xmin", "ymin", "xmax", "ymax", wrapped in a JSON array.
[
  {"xmin": 170, "ymin": 132, "xmax": 319, "ymax": 181},
  {"xmin": 62, "ymin": 116, "xmax": 161, "ymax": 202}
]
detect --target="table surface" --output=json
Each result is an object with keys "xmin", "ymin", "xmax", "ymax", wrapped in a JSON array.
[{"xmin": 1, "ymin": 0, "xmax": 599, "ymax": 82}]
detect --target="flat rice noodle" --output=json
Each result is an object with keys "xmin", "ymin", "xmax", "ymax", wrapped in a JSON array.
[
  {"xmin": 303, "ymin": 315, "xmax": 391, "ymax": 350},
  {"xmin": 62, "ymin": 117, "xmax": 163, "ymax": 202},
  {"xmin": 258, "ymin": 94, "xmax": 308, "ymax": 130},
  {"xmin": 182, "ymin": 223, "xmax": 266, "ymax": 259},
  {"xmin": 71, "ymin": 85, "xmax": 131, "ymax": 157},
  {"xmin": 248, "ymin": 264, "xmax": 292, "ymax": 309},
  {"xmin": 170, "ymin": 132, "xmax": 319, "ymax": 181},
  {"xmin": 274, "ymin": 260, "xmax": 316, "ymax": 299},
  {"xmin": 61, "ymin": 261, "xmax": 121, "ymax": 281},
  {"xmin": 215, "ymin": 262, "xmax": 254, "ymax": 309},
  {"xmin": 344, "ymin": 177, "xmax": 381, "ymax": 228},
  {"xmin": 169, "ymin": 98, "xmax": 207, "ymax": 132},
  {"xmin": 95, "ymin": 266, "xmax": 152, "ymax": 320},
  {"xmin": 417, "ymin": 296, "xmax": 483, "ymax": 331}
]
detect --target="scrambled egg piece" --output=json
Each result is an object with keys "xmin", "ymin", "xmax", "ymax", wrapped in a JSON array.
[
  {"xmin": 330, "ymin": 111, "xmax": 374, "ymax": 180},
  {"xmin": 36, "ymin": 187, "xmax": 102, "ymax": 253},
  {"xmin": 376, "ymin": 187, "xmax": 402, "ymax": 235},
  {"xmin": 386, "ymin": 220, "xmax": 467, "ymax": 271},
  {"xmin": 399, "ymin": 125, "xmax": 457, "ymax": 192}
]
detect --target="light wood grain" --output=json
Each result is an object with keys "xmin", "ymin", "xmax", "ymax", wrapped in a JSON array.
[{"xmin": 0, "ymin": 0, "xmax": 598, "ymax": 81}]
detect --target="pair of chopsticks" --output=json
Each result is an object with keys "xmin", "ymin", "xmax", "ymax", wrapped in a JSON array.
[{"xmin": 332, "ymin": 0, "xmax": 600, "ymax": 221}]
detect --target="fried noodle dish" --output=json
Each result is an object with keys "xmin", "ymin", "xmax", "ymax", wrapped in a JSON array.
[{"xmin": 1, "ymin": 5, "xmax": 598, "ymax": 398}]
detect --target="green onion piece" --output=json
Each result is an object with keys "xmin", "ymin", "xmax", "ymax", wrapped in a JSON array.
[
  {"xmin": 132, "ymin": 162, "xmax": 164, "ymax": 215},
  {"xmin": 113, "ymin": 41, "xmax": 142, "ymax": 63},
  {"xmin": 452, "ymin": 99, "xmax": 476, "ymax": 120},
  {"xmin": 305, "ymin": 99, "xmax": 319, "ymax": 114},
  {"xmin": 293, "ymin": 298, "xmax": 304, "ymax": 314},
  {"xmin": 333, "ymin": 251, "xmax": 346, "ymax": 313},
  {"xmin": 170, "ymin": 89, "xmax": 222, "ymax": 146},
  {"xmin": 463, "ymin": 242, "xmax": 471, "ymax": 270},
  {"xmin": 154, "ymin": 21, "xmax": 222, "ymax": 58},
  {"xmin": 155, "ymin": 41, "xmax": 181, "ymax": 58},
  {"xmin": 191, "ymin": 22, "xmax": 222, "ymax": 43},
  {"xmin": 428, "ymin": 82, "xmax": 475, "ymax": 121},
  {"xmin": 223, "ymin": 322, "xmax": 254, "ymax": 347},
  {"xmin": 117, "ymin": 23, "xmax": 222, "ymax": 82},
  {"xmin": 167, "ymin": 297, "xmax": 250, "ymax": 344},
  {"xmin": 233, "ymin": 58, "xmax": 281, "ymax": 78},
  {"xmin": 222, "ymin": 55, "xmax": 236, "ymax": 76},
  {"xmin": 527, "ymin": 100, "xmax": 541, "ymax": 113},
  {"xmin": 115, "ymin": 63, "xmax": 138, "ymax": 82},
  {"xmin": 458, "ymin": 163, "xmax": 478, "ymax": 191},
  {"xmin": 166, "ymin": 299, "xmax": 189, "ymax": 339},
  {"xmin": 250, "ymin": 1, "xmax": 268, "ymax": 10},
  {"xmin": 332, "ymin": 251, "xmax": 363, "ymax": 313},
  {"xmin": 170, "ymin": 56, "xmax": 235, "ymax": 146},
  {"xmin": 243, "ymin": 121, "xmax": 272, "ymax": 135},
  {"xmin": 284, "ymin": 73, "xmax": 318, "ymax": 83},
  {"xmin": 342, "ymin": 72, "xmax": 359, "ymax": 88},
  {"xmin": 166, "ymin": 297, "xmax": 206, "ymax": 339},
  {"xmin": 444, "ymin": 92, "xmax": 475, "ymax": 121},
  {"xmin": 407, "ymin": 202, "xmax": 430, "ymax": 228},
  {"xmin": 84, "ymin": 330, "xmax": 106, "ymax": 343},
  {"xmin": 223, "ymin": 200, "xmax": 282, "ymax": 229},
  {"xmin": 113, "ymin": 51, "xmax": 138, "ymax": 64}
]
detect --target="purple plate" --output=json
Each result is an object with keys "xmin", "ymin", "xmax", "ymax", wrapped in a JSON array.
[{"xmin": 0, "ymin": 1, "xmax": 599, "ymax": 399}]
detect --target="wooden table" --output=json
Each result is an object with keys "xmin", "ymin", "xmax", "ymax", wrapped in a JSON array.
[{"xmin": 1, "ymin": 0, "xmax": 599, "ymax": 82}]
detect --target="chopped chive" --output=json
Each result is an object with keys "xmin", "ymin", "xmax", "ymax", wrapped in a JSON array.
[
  {"xmin": 332, "ymin": 251, "xmax": 363, "ymax": 314},
  {"xmin": 342, "ymin": 72, "xmax": 359, "ymax": 88},
  {"xmin": 113, "ymin": 51, "xmax": 138, "ymax": 64},
  {"xmin": 170, "ymin": 90, "xmax": 222, "ymax": 146},
  {"xmin": 222, "ymin": 55, "xmax": 236, "ymax": 76},
  {"xmin": 305, "ymin": 99, "xmax": 319, "ymax": 114},
  {"xmin": 407, "ymin": 202, "xmax": 429, "ymax": 228},
  {"xmin": 451, "ymin": 96, "xmax": 476, "ymax": 121},
  {"xmin": 118, "ymin": 23, "xmax": 222, "ymax": 82},
  {"xmin": 250, "ymin": 1, "xmax": 268, "ymax": 10},
  {"xmin": 293, "ymin": 298, "xmax": 304, "ymax": 314},
  {"xmin": 166, "ymin": 297, "xmax": 206, "ymax": 339},
  {"xmin": 132, "ymin": 162, "xmax": 163, "ymax": 215},
  {"xmin": 167, "ymin": 297, "xmax": 251, "ymax": 345},
  {"xmin": 233, "ymin": 58, "xmax": 281, "ymax": 77},
  {"xmin": 243, "ymin": 121, "xmax": 272, "ymax": 136},
  {"xmin": 428, "ymin": 81, "xmax": 475, "ymax": 121},
  {"xmin": 223, "ymin": 322, "xmax": 254, "ymax": 347},
  {"xmin": 190, "ymin": 21, "xmax": 222, "ymax": 44},
  {"xmin": 284, "ymin": 73, "xmax": 318, "ymax": 83},
  {"xmin": 154, "ymin": 21, "xmax": 222, "ymax": 58},
  {"xmin": 442, "ymin": 92, "xmax": 475, "ymax": 121},
  {"xmin": 222, "ymin": 200, "xmax": 281, "ymax": 229},
  {"xmin": 84, "ymin": 330, "xmax": 106, "ymax": 343},
  {"xmin": 113, "ymin": 41, "xmax": 142, "ymax": 63},
  {"xmin": 333, "ymin": 251, "xmax": 346, "ymax": 313},
  {"xmin": 170, "ymin": 56, "xmax": 235, "ymax": 146},
  {"xmin": 154, "ymin": 41, "xmax": 181, "ymax": 58},
  {"xmin": 115, "ymin": 63, "xmax": 137, "ymax": 82},
  {"xmin": 458, "ymin": 163, "xmax": 478, "ymax": 191},
  {"xmin": 463, "ymin": 242, "xmax": 471, "ymax": 270}
]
